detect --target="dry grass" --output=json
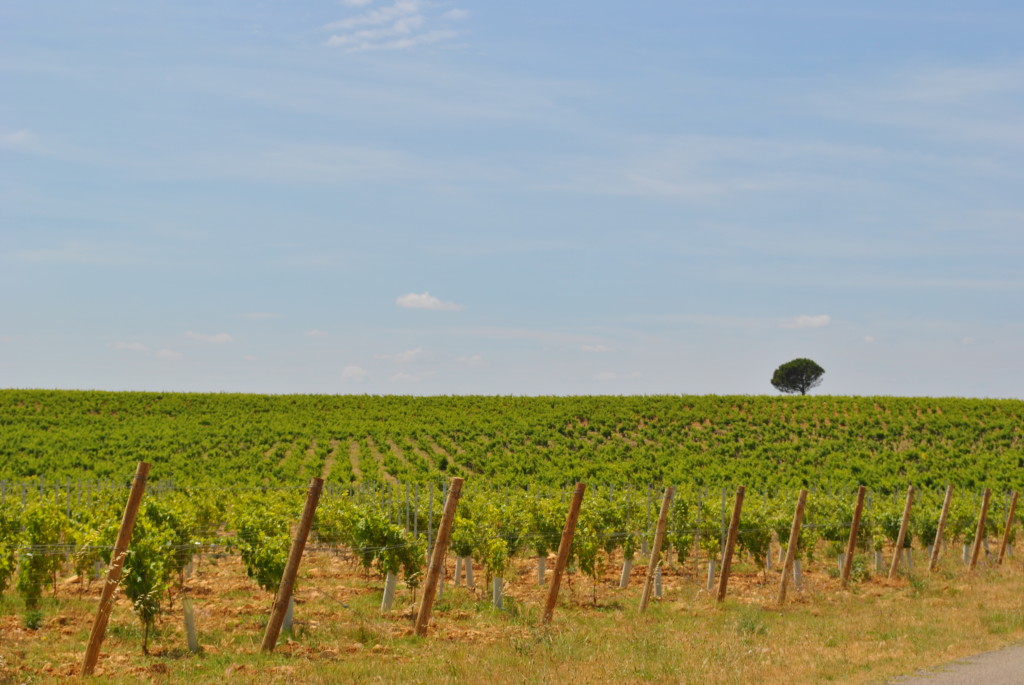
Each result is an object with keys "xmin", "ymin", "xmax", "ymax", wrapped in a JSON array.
[{"xmin": 2, "ymin": 549, "xmax": 1023, "ymax": 684}]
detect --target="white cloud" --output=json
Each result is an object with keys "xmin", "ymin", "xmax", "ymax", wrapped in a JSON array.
[
  {"xmin": 1, "ymin": 129, "xmax": 41, "ymax": 152},
  {"xmin": 341, "ymin": 0, "xmax": 374, "ymax": 6},
  {"xmin": 805, "ymin": 63, "xmax": 1024, "ymax": 149},
  {"xmin": 155, "ymin": 349, "xmax": 184, "ymax": 360},
  {"xmin": 375, "ymin": 347, "xmax": 424, "ymax": 363},
  {"xmin": 326, "ymin": 0, "xmax": 422, "ymax": 31},
  {"xmin": 188, "ymin": 143, "xmax": 432, "ymax": 186},
  {"xmin": 243, "ymin": 355, "xmax": 258, "ymax": 362},
  {"xmin": 325, "ymin": 0, "xmax": 463, "ymax": 52},
  {"xmin": 582, "ymin": 344, "xmax": 613, "ymax": 353},
  {"xmin": 593, "ymin": 371, "xmax": 641, "ymax": 381},
  {"xmin": 390, "ymin": 372, "xmax": 418, "ymax": 382},
  {"xmin": 341, "ymin": 365, "xmax": 370, "ymax": 381},
  {"xmin": 111, "ymin": 341, "xmax": 148, "ymax": 352},
  {"xmin": 12, "ymin": 242, "xmax": 130, "ymax": 264},
  {"xmin": 962, "ymin": 336, "xmax": 975, "ymax": 345},
  {"xmin": 863, "ymin": 335, "xmax": 876, "ymax": 344},
  {"xmin": 306, "ymin": 329, "xmax": 329, "ymax": 337},
  {"xmin": 0, "ymin": 335, "xmax": 13, "ymax": 343},
  {"xmin": 782, "ymin": 314, "xmax": 832, "ymax": 329},
  {"xmin": 344, "ymin": 29, "xmax": 457, "ymax": 52},
  {"xmin": 389, "ymin": 370, "xmax": 436, "ymax": 382},
  {"xmin": 396, "ymin": 292, "xmax": 464, "ymax": 311},
  {"xmin": 185, "ymin": 331, "xmax": 234, "ymax": 344},
  {"xmin": 455, "ymin": 354, "xmax": 482, "ymax": 365}
]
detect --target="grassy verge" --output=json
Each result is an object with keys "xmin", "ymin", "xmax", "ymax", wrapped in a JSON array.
[{"xmin": 2, "ymin": 552, "xmax": 1023, "ymax": 683}]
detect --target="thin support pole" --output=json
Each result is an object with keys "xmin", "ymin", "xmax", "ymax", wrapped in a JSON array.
[
  {"xmin": 841, "ymin": 485, "xmax": 867, "ymax": 588},
  {"xmin": 969, "ymin": 488, "xmax": 992, "ymax": 571},
  {"xmin": 778, "ymin": 489, "xmax": 808, "ymax": 604},
  {"xmin": 998, "ymin": 491, "xmax": 1018, "ymax": 564},
  {"xmin": 543, "ymin": 482, "xmax": 586, "ymax": 624},
  {"xmin": 415, "ymin": 477, "xmax": 463, "ymax": 636},
  {"xmin": 928, "ymin": 485, "xmax": 954, "ymax": 573},
  {"xmin": 888, "ymin": 485, "xmax": 915, "ymax": 579},
  {"xmin": 716, "ymin": 485, "xmax": 745, "ymax": 603},
  {"xmin": 261, "ymin": 477, "xmax": 324, "ymax": 653},
  {"xmin": 639, "ymin": 486, "xmax": 674, "ymax": 612},
  {"xmin": 81, "ymin": 462, "xmax": 151, "ymax": 676}
]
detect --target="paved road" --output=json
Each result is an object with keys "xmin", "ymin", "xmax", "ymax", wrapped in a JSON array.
[{"xmin": 889, "ymin": 642, "xmax": 1024, "ymax": 684}]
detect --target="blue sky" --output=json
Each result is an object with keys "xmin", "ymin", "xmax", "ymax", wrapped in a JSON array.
[{"xmin": 2, "ymin": 1, "xmax": 1022, "ymax": 397}]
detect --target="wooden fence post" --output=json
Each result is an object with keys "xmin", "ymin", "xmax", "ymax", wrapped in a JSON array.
[
  {"xmin": 841, "ymin": 485, "xmax": 867, "ymax": 588},
  {"xmin": 261, "ymin": 477, "xmax": 324, "ymax": 653},
  {"xmin": 888, "ymin": 485, "xmax": 915, "ymax": 579},
  {"xmin": 928, "ymin": 485, "xmax": 954, "ymax": 573},
  {"xmin": 777, "ymin": 489, "xmax": 808, "ymax": 604},
  {"xmin": 998, "ymin": 491, "xmax": 1018, "ymax": 565},
  {"xmin": 716, "ymin": 485, "xmax": 745, "ymax": 603},
  {"xmin": 81, "ymin": 462, "xmax": 151, "ymax": 676},
  {"xmin": 415, "ymin": 477, "xmax": 463, "ymax": 636},
  {"xmin": 543, "ymin": 482, "xmax": 586, "ymax": 624},
  {"xmin": 969, "ymin": 489, "xmax": 992, "ymax": 571},
  {"xmin": 639, "ymin": 486, "xmax": 674, "ymax": 612}
]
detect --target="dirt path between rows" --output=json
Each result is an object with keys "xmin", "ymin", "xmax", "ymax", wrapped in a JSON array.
[{"xmin": 347, "ymin": 439, "xmax": 362, "ymax": 481}]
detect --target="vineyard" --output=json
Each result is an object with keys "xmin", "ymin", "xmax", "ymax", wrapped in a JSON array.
[
  {"xmin": 2, "ymin": 390, "xmax": 1023, "ymax": 489},
  {"xmin": 1, "ymin": 390, "xmax": 1024, "ymax": 681}
]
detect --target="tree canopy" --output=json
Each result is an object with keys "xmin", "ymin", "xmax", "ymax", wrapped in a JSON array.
[{"xmin": 771, "ymin": 358, "xmax": 825, "ymax": 395}]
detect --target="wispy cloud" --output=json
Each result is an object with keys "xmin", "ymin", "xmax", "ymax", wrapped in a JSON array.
[
  {"xmin": 375, "ymin": 347, "xmax": 424, "ymax": 363},
  {"xmin": 554, "ymin": 135, "xmax": 879, "ymax": 201},
  {"xmin": 455, "ymin": 354, "xmax": 482, "ymax": 364},
  {"xmin": 457, "ymin": 326, "xmax": 599, "ymax": 346},
  {"xmin": 155, "ymin": 349, "xmax": 184, "ymax": 360},
  {"xmin": 390, "ymin": 372, "xmax": 418, "ymax": 382},
  {"xmin": 806, "ymin": 62, "xmax": 1024, "ymax": 148},
  {"xmin": 594, "ymin": 371, "xmax": 641, "ymax": 381},
  {"xmin": 110, "ymin": 341, "xmax": 148, "ymax": 352},
  {"xmin": 782, "ymin": 314, "xmax": 832, "ymax": 329},
  {"xmin": 341, "ymin": 365, "xmax": 369, "ymax": 381},
  {"xmin": 325, "ymin": 0, "xmax": 465, "ymax": 52},
  {"xmin": 11, "ymin": 242, "xmax": 133, "ymax": 265},
  {"xmin": 306, "ymin": 329, "xmax": 329, "ymax": 337},
  {"xmin": 185, "ymin": 144, "xmax": 432, "ymax": 185},
  {"xmin": 396, "ymin": 292, "xmax": 464, "ymax": 311},
  {"xmin": 1, "ymin": 129, "xmax": 43, "ymax": 153},
  {"xmin": 389, "ymin": 370, "xmax": 435, "ymax": 382},
  {"xmin": 185, "ymin": 331, "xmax": 234, "ymax": 344}
]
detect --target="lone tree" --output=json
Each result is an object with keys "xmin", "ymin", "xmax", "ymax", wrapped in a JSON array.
[{"xmin": 771, "ymin": 358, "xmax": 825, "ymax": 395}]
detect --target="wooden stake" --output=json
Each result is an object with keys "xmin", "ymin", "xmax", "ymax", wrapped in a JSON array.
[
  {"xmin": 969, "ymin": 488, "xmax": 991, "ymax": 571},
  {"xmin": 639, "ymin": 486, "xmax": 674, "ymax": 612},
  {"xmin": 841, "ymin": 485, "xmax": 867, "ymax": 588},
  {"xmin": 777, "ymin": 489, "xmax": 808, "ymax": 605},
  {"xmin": 81, "ymin": 462, "xmax": 150, "ymax": 676},
  {"xmin": 998, "ymin": 491, "xmax": 1018, "ymax": 565},
  {"xmin": 543, "ymin": 482, "xmax": 586, "ymax": 624},
  {"xmin": 414, "ymin": 477, "xmax": 463, "ymax": 637},
  {"xmin": 888, "ymin": 485, "xmax": 915, "ymax": 579},
  {"xmin": 928, "ymin": 485, "xmax": 954, "ymax": 573},
  {"xmin": 716, "ymin": 485, "xmax": 745, "ymax": 603},
  {"xmin": 261, "ymin": 476, "xmax": 324, "ymax": 653}
]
